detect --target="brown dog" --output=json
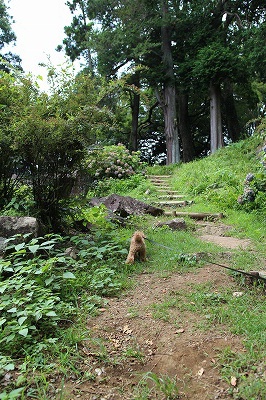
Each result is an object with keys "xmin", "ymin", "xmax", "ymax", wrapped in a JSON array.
[{"xmin": 125, "ymin": 231, "xmax": 147, "ymax": 264}]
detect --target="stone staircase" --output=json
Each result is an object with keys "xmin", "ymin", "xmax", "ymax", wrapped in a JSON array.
[
  {"xmin": 147, "ymin": 174, "xmax": 192, "ymax": 212},
  {"xmin": 147, "ymin": 174, "xmax": 224, "ymax": 220}
]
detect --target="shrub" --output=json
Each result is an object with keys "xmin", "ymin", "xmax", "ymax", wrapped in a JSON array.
[
  {"xmin": 0, "ymin": 234, "xmax": 77, "ymax": 354},
  {"xmin": 2, "ymin": 185, "xmax": 34, "ymax": 216},
  {"xmin": 85, "ymin": 144, "xmax": 146, "ymax": 181},
  {"xmin": 89, "ymin": 173, "xmax": 149, "ymax": 197},
  {"xmin": 88, "ymin": 267, "xmax": 122, "ymax": 296}
]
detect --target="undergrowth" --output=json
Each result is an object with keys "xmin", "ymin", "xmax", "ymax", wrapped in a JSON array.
[{"xmin": 1, "ymin": 134, "xmax": 266, "ymax": 398}]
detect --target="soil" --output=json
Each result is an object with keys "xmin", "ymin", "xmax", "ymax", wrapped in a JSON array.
[{"xmin": 59, "ymin": 221, "xmax": 251, "ymax": 400}]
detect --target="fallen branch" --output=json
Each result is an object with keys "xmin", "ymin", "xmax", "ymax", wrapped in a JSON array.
[{"xmin": 164, "ymin": 211, "xmax": 224, "ymax": 219}]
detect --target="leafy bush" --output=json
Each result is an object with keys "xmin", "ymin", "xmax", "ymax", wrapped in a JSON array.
[
  {"xmin": 85, "ymin": 144, "xmax": 146, "ymax": 181},
  {"xmin": 0, "ymin": 70, "xmax": 116, "ymax": 230},
  {"xmin": 89, "ymin": 267, "xmax": 122, "ymax": 296},
  {"xmin": 72, "ymin": 204, "xmax": 114, "ymax": 231},
  {"xmin": 70, "ymin": 230, "xmax": 128, "ymax": 262},
  {"xmin": 89, "ymin": 173, "xmax": 150, "ymax": 197},
  {"xmin": 0, "ymin": 234, "xmax": 77, "ymax": 354},
  {"xmin": 0, "ymin": 229, "xmax": 129, "ymax": 394},
  {"xmin": 2, "ymin": 185, "xmax": 34, "ymax": 216}
]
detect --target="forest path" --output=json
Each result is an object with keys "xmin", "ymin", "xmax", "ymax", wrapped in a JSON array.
[{"xmin": 60, "ymin": 175, "xmax": 253, "ymax": 399}]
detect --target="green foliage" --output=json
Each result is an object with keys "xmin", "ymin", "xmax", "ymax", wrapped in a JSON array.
[
  {"xmin": 171, "ymin": 137, "xmax": 265, "ymax": 211},
  {"xmin": 0, "ymin": 228, "xmax": 130, "ymax": 394},
  {"xmin": 11, "ymin": 93, "xmax": 86, "ymax": 228},
  {"xmin": 0, "ymin": 0, "xmax": 21, "ymax": 71},
  {"xmin": 89, "ymin": 173, "xmax": 150, "ymax": 198},
  {"xmin": 89, "ymin": 267, "xmax": 122, "ymax": 296},
  {"xmin": 85, "ymin": 144, "xmax": 146, "ymax": 181},
  {"xmin": 193, "ymin": 41, "xmax": 244, "ymax": 85},
  {"xmin": 0, "ymin": 234, "xmax": 77, "ymax": 354},
  {"xmin": 74, "ymin": 204, "xmax": 114, "ymax": 231},
  {"xmin": 0, "ymin": 72, "xmax": 25, "ymax": 208},
  {"xmin": 69, "ymin": 230, "xmax": 127, "ymax": 263},
  {"xmin": 2, "ymin": 185, "xmax": 34, "ymax": 216},
  {"xmin": 0, "ymin": 70, "xmax": 118, "ymax": 229}
]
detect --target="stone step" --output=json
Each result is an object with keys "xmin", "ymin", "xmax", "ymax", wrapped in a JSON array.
[
  {"xmin": 157, "ymin": 189, "xmax": 181, "ymax": 197},
  {"xmin": 152, "ymin": 184, "xmax": 171, "ymax": 189},
  {"xmin": 150, "ymin": 179, "xmax": 171, "ymax": 184},
  {"xmin": 155, "ymin": 200, "xmax": 190, "ymax": 207},
  {"xmin": 158, "ymin": 195, "xmax": 186, "ymax": 199},
  {"xmin": 147, "ymin": 175, "xmax": 172, "ymax": 179},
  {"xmin": 157, "ymin": 189, "xmax": 180, "ymax": 194}
]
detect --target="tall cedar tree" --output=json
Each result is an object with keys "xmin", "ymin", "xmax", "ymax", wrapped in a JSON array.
[{"xmin": 61, "ymin": 0, "xmax": 266, "ymax": 162}]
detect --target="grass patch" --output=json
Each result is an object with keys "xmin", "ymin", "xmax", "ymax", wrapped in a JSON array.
[
  {"xmin": 1, "ymin": 135, "xmax": 266, "ymax": 398},
  {"xmin": 169, "ymin": 281, "xmax": 266, "ymax": 389}
]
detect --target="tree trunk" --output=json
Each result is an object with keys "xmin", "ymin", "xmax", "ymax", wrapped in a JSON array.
[
  {"xmin": 130, "ymin": 92, "xmax": 140, "ymax": 151},
  {"xmin": 163, "ymin": 84, "xmax": 180, "ymax": 164},
  {"xmin": 210, "ymin": 82, "xmax": 223, "ymax": 153},
  {"xmin": 161, "ymin": 0, "xmax": 180, "ymax": 165},
  {"xmin": 178, "ymin": 92, "xmax": 196, "ymax": 162},
  {"xmin": 223, "ymin": 79, "xmax": 241, "ymax": 142}
]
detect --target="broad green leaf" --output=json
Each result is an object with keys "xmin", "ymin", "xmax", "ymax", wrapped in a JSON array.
[
  {"xmin": 7, "ymin": 307, "xmax": 17, "ymax": 313},
  {"xmin": 18, "ymin": 316, "xmax": 27, "ymax": 326},
  {"xmin": 0, "ymin": 318, "xmax": 6, "ymax": 326},
  {"xmin": 0, "ymin": 285, "xmax": 7, "ymax": 294},
  {"xmin": 29, "ymin": 325, "xmax": 37, "ymax": 330},
  {"xmin": 15, "ymin": 243, "xmax": 25, "ymax": 251},
  {"xmin": 4, "ymin": 387, "xmax": 24, "ymax": 399},
  {"xmin": 4, "ymin": 363, "xmax": 15, "ymax": 371},
  {"xmin": 6, "ymin": 333, "xmax": 15, "ymax": 342},
  {"xmin": 29, "ymin": 244, "xmax": 40, "ymax": 253},
  {"xmin": 18, "ymin": 328, "xmax": 29, "ymax": 337},
  {"xmin": 63, "ymin": 272, "xmax": 76, "ymax": 279},
  {"xmin": 45, "ymin": 277, "xmax": 54, "ymax": 285},
  {"xmin": 46, "ymin": 311, "xmax": 57, "ymax": 317},
  {"xmin": 35, "ymin": 311, "xmax": 42, "ymax": 321},
  {"xmin": 39, "ymin": 240, "xmax": 56, "ymax": 248},
  {"xmin": 57, "ymin": 256, "xmax": 67, "ymax": 263}
]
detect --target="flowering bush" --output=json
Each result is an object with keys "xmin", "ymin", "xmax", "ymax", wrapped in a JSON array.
[
  {"xmin": 237, "ymin": 171, "xmax": 266, "ymax": 209},
  {"xmin": 85, "ymin": 144, "xmax": 146, "ymax": 180},
  {"xmin": 237, "ymin": 143, "xmax": 266, "ymax": 207}
]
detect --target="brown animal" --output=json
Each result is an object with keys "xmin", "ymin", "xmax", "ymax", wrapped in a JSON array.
[{"xmin": 125, "ymin": 231, "xmax": 147, "ymax": 264}]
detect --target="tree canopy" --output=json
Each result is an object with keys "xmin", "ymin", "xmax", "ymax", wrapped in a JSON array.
[
  {"xmin": 58, "ymin": 0, "xmax": 265, "ymax": 163},
  {"xmin": 0, "ymin": 0, "xmax": 21, "ymax": 71}
]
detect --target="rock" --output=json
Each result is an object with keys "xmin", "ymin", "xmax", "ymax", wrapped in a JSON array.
[
  {"xmin": 155, "ymin": 218, "xmax": 187, "ymax": 230},
  {"xmin": 0, "ymin": 237, "xmax": 6, "ymax": 253},
  {"xmin": 0, "ymin": 216, "xmax": 39, "ymax": 238},
  {"xmin": 65, "ymin": 246, "xmax": 77, "ymax": 259},
  {"xmin": 0, "ymin": 216, "xmax": 40, "ymax": 255},
  {"xmin": 0, "ymin": 216, "xmax": 39, "ymax": 237},
  {"xmin": 89, "ymin": 194, "xmax": 163, "ymax": 218}
]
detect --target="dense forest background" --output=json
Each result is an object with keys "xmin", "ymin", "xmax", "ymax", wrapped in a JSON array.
[{"xmin": 0, "ymin": 0, "xmax": 265, "ymax": 228}]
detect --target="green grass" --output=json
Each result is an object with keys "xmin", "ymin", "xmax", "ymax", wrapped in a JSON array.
[{"xmin": 1, "ymin": 134, "xmax": 266, "ymax": 399}]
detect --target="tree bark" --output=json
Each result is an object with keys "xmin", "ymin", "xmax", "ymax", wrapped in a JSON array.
[
  {"xmin": 178, "ymin": 92, "xmax": 196, "ymax": 162},
  {"xmin": 161, "ymin": 0, "xmax": 180, "ymax": 165},
  {"xmin": 223, "ymin": 79, "xmax": 241, "ymax": 142},
  {"xmin": 129, "ymin": 72, "xmax": 140, "ymax": 151},
  {"xmin": 163, "ymin": 84, "xmax": 180, "ymax": 164},
  {"xmin": 210, "ymin": 82, "xmax": 224, "ymax": 153},
  {"xmin": 130, "ymin": 91, "xmax": 140, "ymax": 151}
]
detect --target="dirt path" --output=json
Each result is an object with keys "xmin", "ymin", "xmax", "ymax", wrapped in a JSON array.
[{"xmin": 60, "ymin": 222, "xmax": 250, "ymax": 400}]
